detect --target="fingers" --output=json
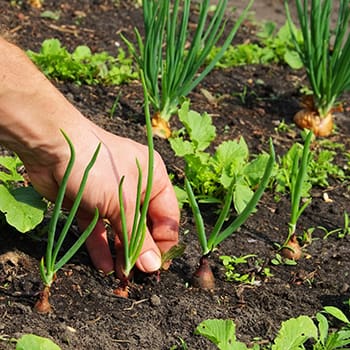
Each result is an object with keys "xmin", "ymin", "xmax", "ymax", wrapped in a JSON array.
[
  {"xmin": 147, "ymin": 183, "xmax": 180, "ymax": 253},
  {"xmin": 114, "ymin": 228, "xmax": 162, "ymax": 279},
  {"xmin": 78, "ymin": 216, "xmax": 114, "ymax": 274},
  {"xmin": 114, "ymin": 175, "xmax": 179, "ymax": 276}
]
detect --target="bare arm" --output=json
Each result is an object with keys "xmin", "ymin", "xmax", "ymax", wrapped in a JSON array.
[{"xmin": 0, "ymin": 37, "xmax": 179, "ymax": 275}]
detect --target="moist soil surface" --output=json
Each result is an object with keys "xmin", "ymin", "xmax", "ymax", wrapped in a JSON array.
[{"xmin": 1, "ymin": 1, "xmax": 350, "ymax": 349}]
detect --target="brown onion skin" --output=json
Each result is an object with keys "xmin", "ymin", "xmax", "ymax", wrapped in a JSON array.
[
  {"xmin": 281, "ymin": 234, "xmax": 302, "ymax": 260},
  {"xmin": 192, "ymin": 256, "xmax": 216, "ymax": 289},
  {"xmin": 294, "ymin": 109, "xmax": 333, "ymax": 137},
  {"xmin": 34, "ymin": 285, "xmax": 52, "ymax": 313},
  {"xmin": 151, "ymin": 112, "xmax": 171, "ymax": 139}
]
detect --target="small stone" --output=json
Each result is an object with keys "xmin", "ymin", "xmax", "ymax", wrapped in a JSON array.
[{"xmin": 150, "ymin": 294, "xmax": 161, "ymax": 306}]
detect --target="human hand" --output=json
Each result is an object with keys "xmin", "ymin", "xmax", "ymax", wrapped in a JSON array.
[
  {"xmin": 23, "ymin": 119, "xmax": 179, "ymax": 278},
  {"xmin": 0, "ymin": 36, "xmax": 179, "ymax": 278}
]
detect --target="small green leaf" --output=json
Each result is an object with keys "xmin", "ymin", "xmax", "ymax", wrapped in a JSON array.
[
  {"xmin": 323, "ymin": 306, "xmax": 350, "ymax": 324},
  {"xmin": 177, "ymin": 101, "xmax": 216, "ymax": 151},
  {"xmin": 233, "ymin": 183, "xmax": 254, "ymax": 214},
  {"xmin": 284, "ymin": 50, "xmax": 303, "ymax": 69},
  {"xmin": 272, "ymin": 315, "xmax": 318, "ymax": 350},
  {"xmin": 195, "ymin": 319, "xmax": 248, "ymax": 350},
  {"xmin": 16, "ymin": 334, "xmax": 61, "ymax": 350},
  {"xmin": 0, "ymin": 185, "xmax": 46, "ymax": 233}
]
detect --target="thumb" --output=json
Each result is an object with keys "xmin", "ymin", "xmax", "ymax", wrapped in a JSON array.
[{"xmin": 114, "ymin": 228, "xmax": 162, "ymax": 278}]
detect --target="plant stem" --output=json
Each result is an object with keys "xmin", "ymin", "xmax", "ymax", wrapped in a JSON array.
[{"xmin": 284, "ymin": 131, "xmax": 313, "ymax": 245}]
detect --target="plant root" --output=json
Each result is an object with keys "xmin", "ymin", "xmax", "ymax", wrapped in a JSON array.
[
  {"xmin": 34, "ymin": 285, "xmax": 52, "ymax": 313},
  {"xmin": 281, "ymin": 234, "xmax": 302, "ymax": 260},
  {"xmin": 192, "ymin": 256, "xmax": 216, "ymax": 289}
]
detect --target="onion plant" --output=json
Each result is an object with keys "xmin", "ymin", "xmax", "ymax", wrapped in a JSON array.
[
  {"xmin": 122, "ymin": 0, "xmax": 254, "ymax": 137},
  {"xmin": 186, "ymin": 139, "xmax": 275, "ymax": 289},
  {"xmin": 285, "ymin": 0, "xmax": 350, "ymax": 136},
  {"xmin": 113, "ymin": 70, "xmax": 154, "ymax": 297},
  {"xmin": 281, "ymin": 131, "xmax": 313, "ymax": 260},
  {"xmin": 35, "ymin": 131, "xmax": 100, "ymax": 313}
]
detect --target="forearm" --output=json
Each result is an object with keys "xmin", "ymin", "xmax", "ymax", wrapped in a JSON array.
[{"xmin": 0, "ymin": 37, "xmax": 91, "ymax": 166}]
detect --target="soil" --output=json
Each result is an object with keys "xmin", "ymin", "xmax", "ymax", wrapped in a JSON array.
[{"xmin": 1, "ymin": 1, "xmax": 350, "ymax": 349}]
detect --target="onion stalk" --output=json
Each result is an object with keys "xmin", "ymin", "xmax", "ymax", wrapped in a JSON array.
[
  {"xmin": 35, "ymin": 131, "xmax": 100, "ymax": 313},
  {"xmin": 285, "ymin": 0, "xmax": 350, "ymax": 136},
  {"xmin": 113, "ymin": 70, "xmax": 154, "ymax": 297},
  {"xmin": 122, "ymin": 0, "xmax": 254, "ymax": 137},
  {"xmin": 281, "ymin": 131, "xmax": 313, "ymax": 260},
  {"xmin": 185, "ymin": 139, "xmax": 275, "ymax": 288}
]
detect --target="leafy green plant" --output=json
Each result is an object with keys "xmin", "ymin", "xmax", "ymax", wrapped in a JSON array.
[
  {"xmin": 170, "ymin": 100, "xmax": 272, "ymax": 213},
  {"xmin": 273, "ymin": 307, "xmax": 350, "ymax": 350},
  {"xmin": 186, "ymin": 139, "xmax": 275, "ymax": 289},
  {"xmin": 0, "ymin": 155, "xmax": 47, "ymax": 233},
  {"xmin": 0, "ymin": 333, "xmax": 61, "ymax": 350},
  {"xmin": 122, "ymin": 0, "xmax": 253, "ymax": 137},
  {"xmin": 34, "ymin": 132, "xmax": 100, "ymax": 313},
  {"xmin": 273, "ymin": 136, "xmax": 346, "ymax": 200},
  {"xmin": 16, "ymin": 334, "xmax": 61, "ymax": 350},
  {"xmin": 195, "ymin": 306, "xmax": 350, "ymax": 350},
  {"xmin": 113, "ymin": 70, "xmax": 154, "ymax": 297},
  {"xmin": 285, "ymin": 0, "xmax": 350, "ymax": 136},
  {"xmin": 220, "ymin": 254, "xmax": 272, "ymax": 285},
  {"xmin": 209, "ymin": 21, "xmax": 303, "ymax": 69},
  {"xmin": 280, "ymin": 131, "xmax": 313, "ymax": 260},
  {"xmin": 195, "ymin": 319, "xmax": 251, "ymax": 350},
  {"xmin": 27, "ymin": 38, "xmax": 137, "ymax": 85},
  {"xmin": 320, "ymin": 211, "xmax": 350, "ymax": 240},
  {"xmin": 271, "ymin": 252, "xmax": 297, "ymax": 266}
]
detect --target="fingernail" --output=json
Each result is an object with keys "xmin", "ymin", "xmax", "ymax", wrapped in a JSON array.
[{"xmin": 139, "ymin": 250, "xmax": 161, "ymax": 272}]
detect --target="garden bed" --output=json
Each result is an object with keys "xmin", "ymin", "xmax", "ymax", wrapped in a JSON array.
[{"xmin": 1, "ymin": 1, "xmax": 350, "ymax": 349}]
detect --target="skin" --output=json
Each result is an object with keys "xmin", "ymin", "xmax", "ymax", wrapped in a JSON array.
[{"xmin": 0, "ymin": 36, "xmax": 179, "ymax": 277}]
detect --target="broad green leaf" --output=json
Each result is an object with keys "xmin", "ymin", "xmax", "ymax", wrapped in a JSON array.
[
  {"xmin": 0, "ymin": 185, "xmax": 47, "ymax": 233},
  {"xmin": 195, "ymin": 319, "xmax": 248, "ymax": 350},
  {"xmin": 177, "ymin": 101, "xmax": 216, "ymax": 151},
  {"xmin": 233, "ymin": 183, "xmax": 254, "ymax": 214},
  {"xmin": 284, "ymin": 50, "xmax": 303, "ymax": 69},
  {"xmin": 0, "ymin": 156, "xmax": 24, "ymax": 184},
  {"xmin": 169, "ymin": 137, "xmax": 194, "ymax": 157},
  {"xmin": 72, "ymin": 45, "xmax": 92, "ymax": 60},
  {"xmin": 272, "ymin": 315, "xmax": 318, "ymax": 350},
  {"xmin": 41, "ymin": 38, "xmax": 64, "ymax": 56},
  {"xmin": 16, "ymin": 334, "xmax": 61, "ymax": 350},
  {"xmin": 316, "ymin": 312, "xmax": 329, "ymax": 346},
  {"xmin": 215, "ymin": 138, "xmax": 249, "ymax": 173},
  {"xmin": 243, "ymin": 153, "xmax": 271, "ymax": 186},
  {"xmin": 324, "ymin": 306, "xmax": 350, "ymax": 324}
]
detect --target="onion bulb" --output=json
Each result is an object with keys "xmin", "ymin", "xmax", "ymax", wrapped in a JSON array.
[
  {"xmin": 192, "ymin": 256, "xmax": 215, "ymax": 289},
  {"xmin": 34, "ymin": 286, "xmax": 52, "ymax": 313},
  {"xmin": 281, "ymin": 234, "xmax": 302, "ymax": 260},
  {"xmin": 294, "ymin": 109, "xmax": 333, "ymax": 137}
]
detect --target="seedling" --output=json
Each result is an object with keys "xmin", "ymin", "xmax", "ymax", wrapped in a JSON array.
[
  {"xmin": 185, "ymin": 139, "xmax": 275, "ymax": 289},
  {"xmin": 27, "ymin": 39, "xmax": 137, "ymax": 86},
  {"xmin": 221, "ymin": 254, "xmax": 273, "ymax": 285},
  {"xmin": 170, "ymin": 100, "xmax": 272, "ymax": 213},
  {"xmin": 285, "ymin": 0, "xmax": 350, "ymax": 136},
  {"xmin": 113, "ymin": 70, "xmax": 154, "ymax": 297},
  {"xmin": 320, "ymin": 211, "xmax": 350, "ymax": 239},
  {"xmin": 34, "ymin": 132, "xmax": 100, "ymax": 313},
  {"xmin": 122, "ymin": 0, "xmax": 253, "ymax": 137},
  {"xmin": 0, "ymin": 155, "xmax": 47, "ymax": 233},
  {"xmin": 195, "ymin": 306, "xmax": 350, "ymax": 349},
  {"xmin": 271, "ymin": 253, "xmax": 297, "ymax": 266},
  {"xmin": 281, "ymin": 131, "xmax": 313, "ymax": 260}
]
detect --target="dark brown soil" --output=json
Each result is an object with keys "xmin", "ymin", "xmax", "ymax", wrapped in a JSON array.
[{"xmin": 1, "ymin": 1, "xmax": 350, "ymax": 349}]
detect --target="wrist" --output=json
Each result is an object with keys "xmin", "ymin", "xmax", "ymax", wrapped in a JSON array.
[{"xmin": 0, "ymin": 37, "xmax": 93, "ymax": 167}]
